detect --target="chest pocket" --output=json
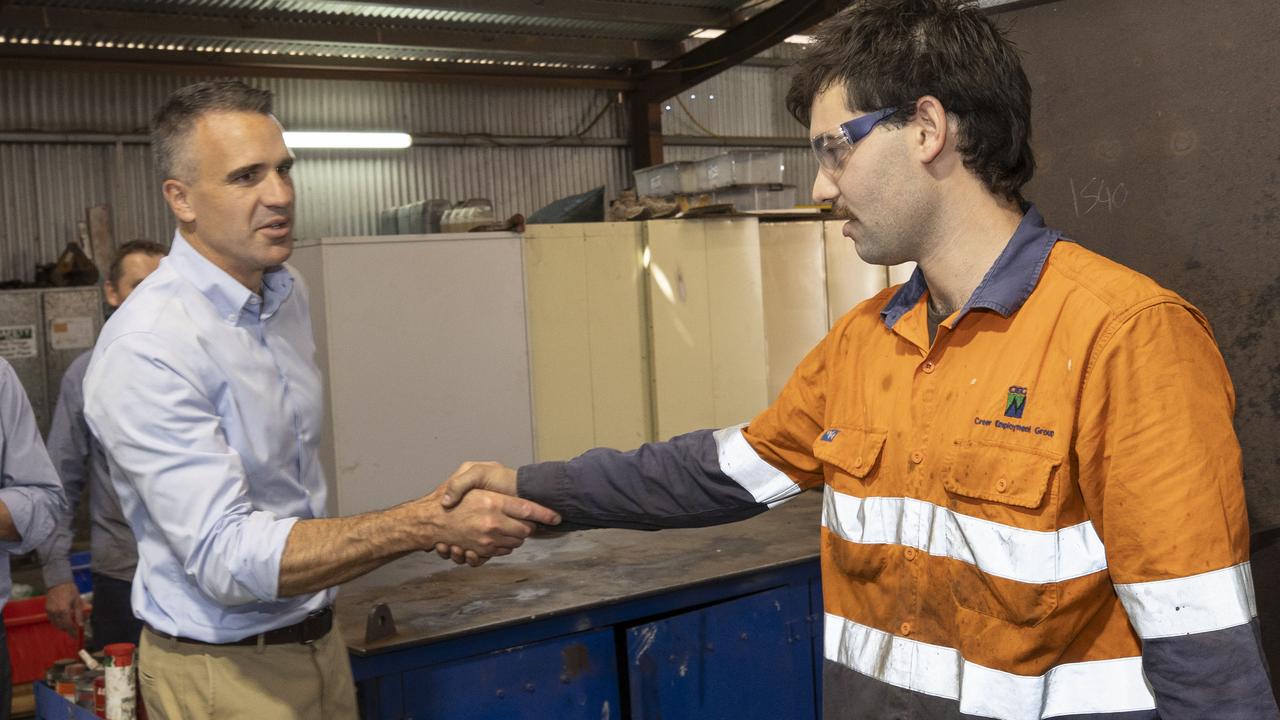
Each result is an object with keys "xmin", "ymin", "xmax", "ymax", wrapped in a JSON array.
[
  {"xmin": 943, "ymin": 440, "xmax": 1063, "ymax": 627},
  {"xmin": 812, "ymin": 427, "xmax": 887, "ymax": 489},
  {"xmin": 813, "ymin": 427, "xmax": 889, "ymax": 581}
]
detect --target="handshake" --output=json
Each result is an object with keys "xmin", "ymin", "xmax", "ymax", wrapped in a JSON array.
[{"xmin": 419, "ymin": 461, "xmax": 557, "ymax": 567}]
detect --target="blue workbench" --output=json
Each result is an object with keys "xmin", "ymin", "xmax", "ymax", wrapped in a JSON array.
[{"xmin": 336, "ymin": 491, "xmax": 824, "ymax": 719}]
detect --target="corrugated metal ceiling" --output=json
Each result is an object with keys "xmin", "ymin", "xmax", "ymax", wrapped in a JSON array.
[
  {"xmin": 26, "ymin": 0, "xmax": 704, "ymax": 40},
  {"xmin": 0, "ymin": 0, "xmax": 762, "ymax": 73}
]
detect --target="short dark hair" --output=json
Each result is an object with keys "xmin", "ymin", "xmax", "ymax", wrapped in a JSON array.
[
  {"xmin": 107, "ymin": 239, "xmax": 169, "ymax": 288},
  {"xmin": 786, "ymin": 0, "xmax": 1035, "ymax": 202},
  {"xmin": 150, "ymin": 80, "xmax": 274, "ymax": 181}
]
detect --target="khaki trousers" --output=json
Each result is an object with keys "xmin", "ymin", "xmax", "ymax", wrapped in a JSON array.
[{"xmin": 138, "ymin": 622, "xmax": 358, "ymax": 720}]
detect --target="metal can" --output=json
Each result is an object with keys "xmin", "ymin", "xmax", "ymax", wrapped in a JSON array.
[
  {"xmin": 46, "ymin": 657, "xmax": 76, "ymax": 687},
  {"xmin": 103, "ymin": 642, "xmax": 137, "ymax": 720},
  {"xmin": 76, "ymin": 671, "xmax": 99, "ymax": 708}
]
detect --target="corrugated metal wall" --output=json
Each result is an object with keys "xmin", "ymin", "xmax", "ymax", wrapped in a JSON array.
[
  {"xmin": 0, "ymin": 70, "xmax": 632, "ymax": 281},
  {"xmin": 0, "ymin": 53, "xmax": 815, "ymax": 282}
]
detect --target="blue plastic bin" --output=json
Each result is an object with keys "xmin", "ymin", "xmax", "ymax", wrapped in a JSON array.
[{"xmin": 69, "ymin": 551, "xmax": 92, "ymax": 594}]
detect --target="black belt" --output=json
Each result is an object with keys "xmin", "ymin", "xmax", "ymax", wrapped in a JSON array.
[{"xmin": 148, "ymin": 607, "xmax": 333, "ymax": 647}]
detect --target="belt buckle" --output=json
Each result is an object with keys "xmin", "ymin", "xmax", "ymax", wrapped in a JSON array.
[{"xmin": 300, "ymin": 608, "xmax": 327, "ymax": 645}]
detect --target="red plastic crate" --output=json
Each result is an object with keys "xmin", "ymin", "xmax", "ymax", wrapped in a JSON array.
[{"xmin": 3, "ymin": 596, "xmax": 82, "ymax": 684}]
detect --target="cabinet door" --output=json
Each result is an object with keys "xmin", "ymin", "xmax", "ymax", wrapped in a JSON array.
[
  {"xmin": 646, "ymin": 218, "xmax": 769, "ymax": 439},
  {"xmin": 398, "ymin": 629, "xmax": 621, "ymax": 720},
  {"xmin": 822, "ymin": 221, "xmax": 888, "ymax": 329},
  {"xmin": 524, "ymin": 222, "xmax": 651, "ymax": 462},
  {"xmin": 626, "ymin": 585, "xmax": 816, "ymax": 720},
  {"xmin": 759, "ymin": 221, "xmax": 829, "ymax": 401}
]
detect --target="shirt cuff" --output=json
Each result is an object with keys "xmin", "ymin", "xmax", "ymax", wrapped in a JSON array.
[
  {"xmin": 41, "ymin": 559, "xmax": 74, "ymax": 589},
  {"xmin": 0, "ymin": 488, "xmax": 44, "ymax": 554},
  {"xmin": 517, "ymin": 461, "xmax": 570, "ymax": 508},
  {"xmin": 238, "ymin": 513, "xmax": 300, "ymax": 604}
]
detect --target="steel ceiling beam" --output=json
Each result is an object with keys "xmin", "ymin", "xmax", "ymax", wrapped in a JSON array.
[
  {"xmin": 635, "ymin": 0, "xmax": 840, "ymax": 102},
  {"xmin": 626, "ymin": 0, "xmax": 837, "ymax": 171},
  {"xmin": 0, "ymin": 5, "xmax": 680, "ymax": 60}
]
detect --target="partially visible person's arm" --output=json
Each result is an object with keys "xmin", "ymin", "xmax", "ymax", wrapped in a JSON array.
[
  {"xmin": 1075, "ymin": 301, "xmax": 1278, "ymax": 719},
  {"xmin": 276, "ymin": 485, "xmax": 558, "ymax": 596},
  {"xmin": 86, "ymin": 333, "xmax": 559, "ymax": 606},
  {"xmin": 0, "ymin": 360, "xmax": 67, "ymax": 550},
  {"xmin": 441, "ymin": 332, "xmax": 834, "ymax": 537},
  {"xmin": 37, "ymin": 356, "xmax": 91, "ymax": 636}
]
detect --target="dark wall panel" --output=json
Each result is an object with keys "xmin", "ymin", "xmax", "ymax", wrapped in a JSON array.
[{"xmin": 1002, "ymin": 0, "xmax": 1280, "ymax": 530}]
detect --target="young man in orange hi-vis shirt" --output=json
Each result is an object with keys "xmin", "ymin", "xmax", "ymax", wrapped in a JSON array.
[{"xmin": 438, "ymin": 1, "xmax": 1277, "ymax": 717}]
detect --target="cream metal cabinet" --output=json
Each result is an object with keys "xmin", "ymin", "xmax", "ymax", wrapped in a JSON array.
[
  {"xmin": 290, "ymin": 233, "xmax": 535, "ymax": 516},
  {"xmin": 758, "ymin": 222, "xmax": 831, "ymax": 401},
  {"xmin": 822, "ymin": 220, "xmax": 890, "ymax": 327},
  {"xmin": 0, "ymin": 287, "xmax": 104, "ymax": 436},
  {"xmin": 522, "ymin": 223, "xmax": 651, "ymax": 461},
  {"xmin": 646, "ymin": 218, "xmax": 769, "ymax": 440}
]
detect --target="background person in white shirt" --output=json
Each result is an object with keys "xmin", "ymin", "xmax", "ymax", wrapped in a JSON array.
[{"xmin": 84, "ymin": 80, "xmax": 561, "ymax": 720}]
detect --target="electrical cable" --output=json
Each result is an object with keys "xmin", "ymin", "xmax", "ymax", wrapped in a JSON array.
[{"xmin": 675, "ymin": 94, "xmax": 720, "ymax": 138}]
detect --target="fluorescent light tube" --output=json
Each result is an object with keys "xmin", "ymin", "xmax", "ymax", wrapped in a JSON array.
[{"xmin": 282, "ymin": 132, "xmax": 412, "ymax": 149}]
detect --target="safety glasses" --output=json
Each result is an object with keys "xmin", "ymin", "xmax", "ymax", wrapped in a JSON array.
[{"xmin": 809, "ymin": 107, "xmax": 899, "ymax": 175}]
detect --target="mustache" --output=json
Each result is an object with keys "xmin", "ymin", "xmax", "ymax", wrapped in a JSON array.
[{"xmin": 831, "ymin": 203, "xmax": 855, "ymax": 220}]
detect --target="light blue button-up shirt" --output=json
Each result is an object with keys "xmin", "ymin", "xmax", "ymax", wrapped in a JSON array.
[
  {"xmin": 0, "ymin": 357, "xmax": 66, "ymax": 609},
  {"xmin": 37, "ymin": 350, "xmax": 138, "ymax": 588},
  {"xmin": 84, "ymin": 231, "xmax": 331, "ymax": 643}
]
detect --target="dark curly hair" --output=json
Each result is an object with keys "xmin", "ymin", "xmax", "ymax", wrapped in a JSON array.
[{"xmin": 786, "ymin": 0, "xmax": 1034, "ymax": 202}]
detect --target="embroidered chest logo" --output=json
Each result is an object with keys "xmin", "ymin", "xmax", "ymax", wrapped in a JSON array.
[
  {"xmin": 1005, "ymin": 386, "xmax": 1028, "ymax": 418},
  {"xmin": 820, "ymin": 429, "xmax": 840, "ymax": 442}
]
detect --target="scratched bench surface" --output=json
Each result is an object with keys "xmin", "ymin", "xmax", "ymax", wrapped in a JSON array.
[{"xmin": 338, "ymin": 490, "xmax": 822, "ymax": 654}]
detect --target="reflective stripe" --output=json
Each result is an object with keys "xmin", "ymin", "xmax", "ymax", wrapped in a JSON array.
[
  {"xmin": 824, "ymin": 612, "xmax": 1156, "ymax": 719},
  {"xmin": 712, "ymin": 424, "xmax": 802, "ymax": 508},
  {"xmin": 1114, "ymin": 561, "xmax": 1256, "ymax": 639},
  {"xmin": 821, "ymin": 485, "xmax": 1108, "ymax": 584}
]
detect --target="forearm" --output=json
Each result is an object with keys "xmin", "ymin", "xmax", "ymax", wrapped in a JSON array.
[
  {"xmin": 517, "ymin": 428, "xmax": 774, "ymax": 531},
  {"xmin": 277, "ymin": 501, "xmax": 427, "ymax": 598}
]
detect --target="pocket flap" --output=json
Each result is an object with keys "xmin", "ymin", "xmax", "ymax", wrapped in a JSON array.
[
  {"xmin": 944, "ymin": 440, "xmax": 1061, "ymax": 509},
  {"xmin": 812, "ymin": 427, "xmax": 888, "ymax": 479}
]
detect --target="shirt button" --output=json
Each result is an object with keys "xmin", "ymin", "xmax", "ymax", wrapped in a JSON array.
[
  {"xmin": 900, "ymin": 622, "xmax": 912, "ymax": 637},
  {"xmin": 904, "ymin": 547, "xmax": 917, "ymax": 561},
  {"xmin": 922, "ymin": 361, "xmax": 936, "ymax": 374},
  {"xmin": 910, "ymin": 451, "xmax": 924, "ymax": 465},
  {"xmin": 996, "ymin": 478, "xmax": 1008, "ymax": 493},
  {"xmin": 853, "ymin": 456, "xmax": 864, "ymax": 469}
]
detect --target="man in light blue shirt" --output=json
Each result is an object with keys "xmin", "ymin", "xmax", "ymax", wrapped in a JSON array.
[
  {"xmin": 38, "ymin": 240, "xmax": 166, "ymax": 649},
  {"xmin": 84, "ymin": 80, "xmax": 560, "ymax": 720},
  {"xmin": 0, "ymin": 358, "xmax": 67, "ymax": 720}
]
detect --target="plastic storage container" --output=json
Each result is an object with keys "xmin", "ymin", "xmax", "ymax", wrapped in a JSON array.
[
  {"xmin": 711, "ymin": 184, "xmax": 798, "ymax": 212},
  {"xmin": 440, "ymin": 199, "xmax": 497, "ymax": 233},
  {"xmin": 698, "ymin": 150, "xmax": 786, "ymax": 189},
  {"xmin": 633, "ymin": 161, "xmax": 699, "ymax": 197},
  {"xmin": 3, "ymin": 597, "xmax": 82, "ymax": 684},
  {"xmin": 70, "ymin": 550, "xmax": 93, "ymax": 593}
]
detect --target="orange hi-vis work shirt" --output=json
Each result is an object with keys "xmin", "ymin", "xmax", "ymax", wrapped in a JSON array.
[
  {"xmin": 519, "ymin": 207, "xmax": 1277, "ymax": 719},
  {"xmin": 749, "ymin": 206, "xmax": 1268, "ymax": 718}
]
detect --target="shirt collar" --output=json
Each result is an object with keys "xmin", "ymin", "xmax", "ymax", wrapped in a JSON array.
[
  {"xmin": 167, "ymin": 230, "xmax": 294, "ymax": 324},
  {"xmin": 880, "ymin": 204, "xmax": 1061, "ymax": 329}
]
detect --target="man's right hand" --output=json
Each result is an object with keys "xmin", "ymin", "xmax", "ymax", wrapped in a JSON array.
[
  {"xmin": 424, "ymin": 482, "xmax": 558, "ymax": 567},
  {"xmin": 45, "ymin": 582, "xmax": 84, "ymax": 639}
]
